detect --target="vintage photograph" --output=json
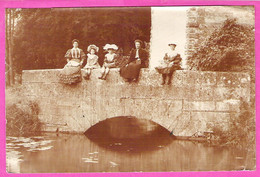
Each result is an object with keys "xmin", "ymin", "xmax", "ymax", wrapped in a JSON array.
[{"xmin": 5, "ymin": 6, "xmax": 255, "ymax": 173}]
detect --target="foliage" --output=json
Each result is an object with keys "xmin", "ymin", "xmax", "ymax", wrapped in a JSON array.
[
  {"xmin": 209, "ymin": 98, "xmax": 255, "ymax": 151},
  {"xmin": 12, "ymin": 8, "xmax": 151, "ymax": 73},
  {"xmin": 6, "ymin": 87, "xmax": 42, "ymax": 136},
  {"xmin": 187, "ymin": 18, "xmax": 255, "ymax": 80}
]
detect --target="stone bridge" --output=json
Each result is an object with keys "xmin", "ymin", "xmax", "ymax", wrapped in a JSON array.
[{"xmin": 22, "ymin": 69, "xmax": 250, "ymax": 137}]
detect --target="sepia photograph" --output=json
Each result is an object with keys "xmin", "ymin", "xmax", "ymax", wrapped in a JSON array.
[{"xmin": 4, "ymin": 4, "xmax": 256, "ymax": 174}]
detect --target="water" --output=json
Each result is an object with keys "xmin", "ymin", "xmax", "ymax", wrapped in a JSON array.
[{"xmin": 6, "ymin": 117, "xmax": 255, "ymax": 173}]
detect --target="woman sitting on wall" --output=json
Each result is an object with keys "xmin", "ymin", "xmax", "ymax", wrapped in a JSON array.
[
  {"xmin": 120, "ymin": 39, "xmax": 148, "ymax": 82},
  {"xmin": 155, "ymin": 43, "xmax": 182, "ymax": 85},
  {"xmin": 59, "ymin": 39, "xmax": 86, "ymax": 84}
]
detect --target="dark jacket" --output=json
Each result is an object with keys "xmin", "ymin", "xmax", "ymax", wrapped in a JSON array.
[{"xmin": 128, "ymin": 48, "xmax": 148, "ymax": 68}]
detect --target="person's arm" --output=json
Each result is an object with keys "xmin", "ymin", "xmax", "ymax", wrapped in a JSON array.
[
  {"xmin": 104, "ymin": 54, "xmax": 108, "ymax": 63},
  {"xmin": 65, "ymin": 49, "xmax": 71, "ymax": 62},
  {"xmin": 113, "ymin": 54, "xmax": 118, "ymax": 63},
  {"xmin": 127, "ymin": 49, "xmax": 135, "ymax": 64},
  {"xmin": 93, "ymin": 55, "xmax": 99, "ymax": 65},
  {"xmin": 141, "ymin": 49, "xmax": 149, "ymax": 68},
  {"xmin": 80, "ymin": 49, "xmax": 86, "ymax": 66},
  {"xmin": 174, "ymin": 54, "xmax": 182, "ymax": 64}
]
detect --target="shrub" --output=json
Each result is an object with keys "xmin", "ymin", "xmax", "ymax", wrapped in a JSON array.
[
  {"xmin": 209, "ymin": 98, "xmax": 255, "ymax": 151},
  {"xmin": 6, "ymin": 86, "xmax": 42, "ymax": 136},
  {"xmin": 187, "ymin": 18, "xmax": 255, "ymax": 81}
]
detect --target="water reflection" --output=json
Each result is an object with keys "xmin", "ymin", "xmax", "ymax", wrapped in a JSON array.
[{"xmin": 6, "ymin": 117, "xmax": 255, "ymax": 173}]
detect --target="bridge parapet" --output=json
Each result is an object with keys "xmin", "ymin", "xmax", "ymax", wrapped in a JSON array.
[{"xmin": 22, "ymin": 69, "xmax": 250, "ymax": 137}]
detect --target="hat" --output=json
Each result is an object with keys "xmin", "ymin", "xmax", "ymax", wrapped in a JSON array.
[
  {"xmin": 168, "ymin": 43, "xmax": 177, "ymax": 46},
  {"xmin": 103, "ymin": 44, "xmax": 118, "ymax": 51},
  {"xmin": 72, "ymin": 39, "xmax": 79, "ymax": 44},
  {"xmin": 87, "ymin": 44, "xmax": 99, "ymax": 52},
  {"xmin": 134, "ymin": 39, "xmax": 143, "ymax": 45}
]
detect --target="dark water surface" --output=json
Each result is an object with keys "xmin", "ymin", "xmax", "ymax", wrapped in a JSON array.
[{"xmin": 6, "ymin": 117, "xmax": 255, "ymax": 173}]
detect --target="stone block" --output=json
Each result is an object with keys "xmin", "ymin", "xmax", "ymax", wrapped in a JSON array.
[
  {"xmin": 22, "ymin": 69, "xmax": 61, "ymax": 83},
  {"xmin": 183, "ymin": 101, "xmax": 215, "ymax": 111},
  {"xmin": 182, "ymin": 71, "xmax": 217, "ymax": 87},
  {"xmin": 196, "ymin": 72, "xmax": 217, "ymax": 86},
  {"xmin": 215, "ymin": 99, "xmax": 240, "ymax": 112},
  {"xmin": 167, "ymin": 112, "xmax": 200, "ymax": 136},
  {"xmin": 214, "ymin": 86, "xmax": 250, "ymax": 101},
  {"xmin": 167, "ymin": 111, "xmax": 229, "ymax": 135},
  {"xmin": 171, "ymin": 71, "xmax": 183, "ymax": 86},
  {"xmin": 155, "ymin": 100, "xmax": 183, "ymax": 128},
  {"xmin": 138, "ymin": 69, "xmax": 161, "ymax": 86},
  {"xmin": 189, "ymin": 112, "xmax": 230, "ymax": 133},
  {"xmin": 22, "ymin": 83, "xmax": 40, "ymax": 96},
  {"xmin": 191, "ymin": 111, "xmax": 230, "ymax": 123},
  {"xmin": 120, "ymin": 84, "xmax": 136, "ymax": 98},
  {"xmin": 188, "ymin": 85, "xmax": 214, "ymax": 101},
  {"xmin": 216, "ymin": 72, "xmax": 250, "ymax": 87},
  {"xmin": 105, "ymin": 98, "xmax": 125, "ymax": 118},
  {"xmin": 49, "ymin": 105, "xmax": 76, "ymax": 116},
  {"xmin": 120, "ymin": 98, "xmax": 136, "ymax": 117}
]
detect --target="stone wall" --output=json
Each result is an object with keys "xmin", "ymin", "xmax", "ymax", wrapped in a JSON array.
[{"xmin": 22, "ymin": 69, "xmax": 250, "ymax": 137}]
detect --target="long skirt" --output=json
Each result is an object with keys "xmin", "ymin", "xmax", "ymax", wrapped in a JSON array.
[
  {"xmin": 120, "ymin": 61, "xmax": 141, "ymax": 80},
  {"xmin": 59, "ymin": 64, "xmax": 82, "ymax": 84}
]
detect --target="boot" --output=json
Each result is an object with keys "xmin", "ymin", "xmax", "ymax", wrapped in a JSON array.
[
  {"xmin": 167, "ymin": 73, "xmax": 173, "ymax": 85},
  {"xmin": 84, "ymin": 74, "xmax": 90, "ymax": 80},
  {"xmin": 102, "ymin": 73, "xmax": 107, "ymax": 80},
  {"xmin": 98, "ymin": 73, "xmax": 104, "ymax": 80},
  {"xmin": 161, "ymin": 74, "xmax": 166, "ymax": 85}
]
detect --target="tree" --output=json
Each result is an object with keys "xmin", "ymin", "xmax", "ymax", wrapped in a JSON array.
[
  {"xmin": 11, "ymin": 7, "xmax": 151, "ymax": 74},
  {"xmin": 6, "ymin": 8, "xmax": 18, "ymax": 86},
  {"xmin": 187, "ymin": 18, "xmax": 254, "ymax": 75}
]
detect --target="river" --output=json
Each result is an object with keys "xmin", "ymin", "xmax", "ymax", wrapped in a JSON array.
[{"xmin": 6, "ymin": 117, "xmax": 255, "ymax": 173}]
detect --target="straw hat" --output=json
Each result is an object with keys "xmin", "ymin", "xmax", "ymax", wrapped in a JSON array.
[
  {"xmin": 103, "ymin": 44, "xmax": 118, "ymax": 51},
  {"xmin": 134, "ymin": 39, "xmax": 143, "ymax": 45},
  {"xmin": 168, "ymin": 43, "xmax": 177, "ymax": 47},
  {"xmin": 87, "ymin": 44, "xmax": 99, "ymax": 52},
  {"xmin": 72, "ymin": 39, "xmax": 79, "ymax": 44}
]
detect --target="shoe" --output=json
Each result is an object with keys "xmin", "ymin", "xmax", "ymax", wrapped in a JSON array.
[
  {"xmin": 84, "ymin": 75, "xmax": 89, "ymax": 80},
  {"xmin": 161, "ymin": 80, "xmax": 165, "ymax": 85},
  {"xmin": 132, "ymin": 78, "xmax": 138, "ymax": 83}
]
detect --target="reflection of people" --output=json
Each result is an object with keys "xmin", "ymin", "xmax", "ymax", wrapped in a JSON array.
[
  {"xmin": 155, "ymin": 43, "xmax": 182, "ymax": 85},
  {"xmin": 99, "ymin": 44, "xmax": 118, "ymax": 80},
  {"xmin": 120, "ymin": 39, "xmax": 148, "ymax": 82},
  {"xmin": 83, "ymin": 44, "xmax": 100, "ymax": 80},
  {"xmin": 59, "ymin": 39, "xmax": 86, "ymax": 84}
]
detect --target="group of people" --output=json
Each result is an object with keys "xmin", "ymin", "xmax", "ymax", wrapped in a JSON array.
[{"xmin": 59, "ymin": 39, "xmax": 182, "ymax": 85}]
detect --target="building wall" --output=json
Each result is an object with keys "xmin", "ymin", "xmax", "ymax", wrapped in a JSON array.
[{"xmin": 22, "ymin": 69, "xmax": 250, "ymax": 137}]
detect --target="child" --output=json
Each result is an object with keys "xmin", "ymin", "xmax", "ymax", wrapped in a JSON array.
[
  {"xmin": 155, "ymin": 43, "xmax": 182, "ymax": 85},
  {"xmin": 83, "ymin": 44, "xmax": 100, "ymax": 80},
  {"xmin": 99, "ymin": 44, "xmax": 118, "ymax": 80}
]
